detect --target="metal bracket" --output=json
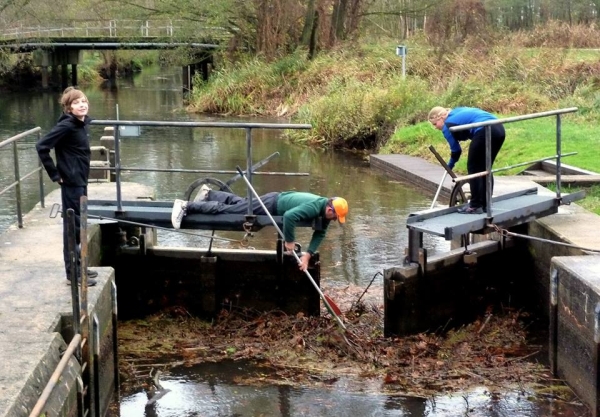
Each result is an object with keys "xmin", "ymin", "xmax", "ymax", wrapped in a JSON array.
[
  {"xmin": 463, "ymin": 251, "xmax": 478, "ymax": 265},
  {"xmin": 50, "ymin": 203, "xmax": 61, "ymax": 218}
]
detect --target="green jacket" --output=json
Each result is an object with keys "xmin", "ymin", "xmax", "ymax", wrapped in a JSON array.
[{"xmin": 276, "ymin": 191, "xmax": 330, "ymax": 253}]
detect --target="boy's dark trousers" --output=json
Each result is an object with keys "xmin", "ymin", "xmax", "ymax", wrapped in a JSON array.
[{"xmin": 61, "ymin": 185, "xmax": 87, "ymax": 279}]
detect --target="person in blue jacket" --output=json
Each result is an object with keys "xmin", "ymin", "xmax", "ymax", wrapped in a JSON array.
[
  {"xmin": 36, "ymin": 87, "xmax": 97, "ymax": 286},
  {"xmin": 428, "ymin": 106, "xmax": 505, "ymax": 214}
]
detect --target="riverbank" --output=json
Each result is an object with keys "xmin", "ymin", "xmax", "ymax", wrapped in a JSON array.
[{"xmin": 183, "ymin": 36, "xmax": 600, "ymax": 213}]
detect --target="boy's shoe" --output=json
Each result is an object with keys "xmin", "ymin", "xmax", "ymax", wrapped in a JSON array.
[
  {"xmin": 457, "ymin": 206, "xmax": 484, "ymax": 214},
  {"xmin": 67, "ymin": 277, "xmax": 98, "ymax": 287},
  {"xmin": 171, "ymin": 199, "xmax": 188, "ymax": 229},
  {"xmin": 195, "ymin": 184, "xmax": 211, "ymax": 202},
  {"xmin": 87, "ymin": 269, "xmax": 98, "ymax": 278}
]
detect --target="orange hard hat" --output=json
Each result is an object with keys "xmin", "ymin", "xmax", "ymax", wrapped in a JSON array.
[{"xmin": 331, "ymin": 197, "xmax": 348, "ymax": 223}]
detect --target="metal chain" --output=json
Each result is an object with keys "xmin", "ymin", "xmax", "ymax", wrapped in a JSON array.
[
  {"xmin": 491, "ymin": 224, "xmax": 600, "ymax": 254},
  {"xmin": 239, "ymin": 222, "xmax": 256, "ymax": 249}
]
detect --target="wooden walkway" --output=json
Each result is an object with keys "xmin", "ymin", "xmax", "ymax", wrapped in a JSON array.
[
  {"xmin": 369, "ymin": 154, "xmax": 454, "ymax": 201},
  {"xmin": 369, "ymin": 153, "xmax": 586, "ymax": 241}
]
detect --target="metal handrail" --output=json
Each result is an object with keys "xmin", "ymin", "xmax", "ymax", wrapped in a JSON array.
[
  {"xmin": 90, "ymin": 120, "xmax": 312, "ymax": 213},
  {"xmin": 449, "ymin": 107, "xmax": 578, "ymax": 216},
  {"xmin": 0, "ymin": 19, "xmax": 230, "ymax": 40},
  {"xmin": 0, "ymin": 127, "xmax": 45, "ymax": 228},
  {"xmin": 28, "ymin": 334, "xmax": 82, "ymax": 417}
]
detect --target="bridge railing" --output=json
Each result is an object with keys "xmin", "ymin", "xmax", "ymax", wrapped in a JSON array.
[
  {"xmin": 0, "ymin": 19, "xmax": 228, "ymax": 40},
  {"xmin": 0, "ymin": 127, "xmax": 45, "ymax": 229}
]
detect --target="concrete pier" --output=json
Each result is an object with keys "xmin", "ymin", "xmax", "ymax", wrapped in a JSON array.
[{"xmin": 0, "ymin": 182, "xmax": 152, "ymax": 417}]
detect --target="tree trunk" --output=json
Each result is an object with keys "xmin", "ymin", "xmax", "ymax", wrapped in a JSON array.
[
  {"xmin": 330, "ymin": 0, "xmax": 348, "ymax": 43},
  {"xmin": 301, "ymin": 0, "xmax": 316, "ymax": 45},
  {"xmin": 308, "ymin": 10, "xmax": 319, "ymax": 60}
]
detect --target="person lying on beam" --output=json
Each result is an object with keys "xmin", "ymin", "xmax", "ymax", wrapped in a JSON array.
[{"xmin": 171, "ymin": 185, "xmax": 349, "ymax": 271}]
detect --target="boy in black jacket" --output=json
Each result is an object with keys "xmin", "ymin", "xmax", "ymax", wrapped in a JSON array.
[{"xmin": 36, "ymin": 87, "xmax": 97, "ymax": 286}]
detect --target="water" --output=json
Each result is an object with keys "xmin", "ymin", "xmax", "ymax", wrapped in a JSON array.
[
  {"xmin": 0, "ymin": 68, "xmax": 590, "ymax": 416},
  {"xmin": 0, "ymin": 66, "xmax": 448, "ymax": 286},
  {"xmin": 119, "ymin": 360, "xmax": 589, "ymax": 417}
]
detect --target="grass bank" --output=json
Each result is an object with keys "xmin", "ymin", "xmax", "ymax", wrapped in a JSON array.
[{"xmin": 188, "ymin": 31, "xmax": 600, "ymax": 212}]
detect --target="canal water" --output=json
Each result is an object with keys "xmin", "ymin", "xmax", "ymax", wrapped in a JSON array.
[
  {"xmin": 0, "ymin": 66, "xmax": 447, "ymax": 284},
  {"xmin": 0, "ymin": 67, "xmax": 590, "ymax": 416}
]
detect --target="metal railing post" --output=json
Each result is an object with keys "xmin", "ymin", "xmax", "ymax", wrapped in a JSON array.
[
  {"xmin": 556, "ymin": 114, "xmax": 562, "ymax": 199},
  {"xmin": 485, "ymin": 125, "xmax": 492, "ymax": 217},
  {"xmin": 38, "ymin": 130, "xmax": 45, "ymax": 208},
  {"xmin": 113, "ymin": 124, "xmax": 123, "ymax": 211},
  {"xmin": 67, "ymin": 209, "xmax": 82, "ymax": 360},
  {"xmin": 12, "ymin": 141, "xmax": 23, "ymax": 228},
  {"xmin": 246, "ymin": 127, "xmax": 253, "ymax": 214},
  {"xmin": 111, "ymin": 280, "xmax": 120, "ymax": 400}
]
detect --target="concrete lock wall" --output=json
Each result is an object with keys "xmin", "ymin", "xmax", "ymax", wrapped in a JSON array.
[
  {"xmin": 0, "ymin": 211, "xmax": 117, "ymax": 417},
  {"xmin": 550, "ymin": 256, "xmax": 600, "ymax": 417},
  {"xmin": 1, "ymin": 333, "xmax": 80, "ymax": 417}
]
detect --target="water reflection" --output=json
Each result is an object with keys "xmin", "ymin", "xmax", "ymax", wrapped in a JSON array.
[
  {"xmin": 118, "ymin": 360, "xmax": 589, "ymax": 417},
  {"xmin": 0, "ymin": 67, "xmax": 448, "ymax": 287}
]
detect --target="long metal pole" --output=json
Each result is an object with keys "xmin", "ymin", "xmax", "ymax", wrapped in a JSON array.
[
  {"xmin": 235, "ymin": 166, "xmax": 346, "ymax": 330},
  {"xmin": 556, "ymin": 114, "xmax": 562, "ymax": 198},
  {"xmin": 430, "ymin": 171, "xmax": 448, "ymax": 209}
]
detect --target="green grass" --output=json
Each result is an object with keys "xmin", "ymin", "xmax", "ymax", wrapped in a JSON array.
[
  {"xmin": 385, "ymin": 114, "xmax": 599, "ymax": 174},
  {"xmin": 385, "ymin": 115, "xmax": 600, "ymax": 214},
  {"xmin": 187, "ymin": 36, "xmax": 600, "ymax": 213}
]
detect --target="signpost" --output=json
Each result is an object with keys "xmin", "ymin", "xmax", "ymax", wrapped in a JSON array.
[{"xmin": 396, "ymin": 45, "xmax": 406, "ymax": 78}]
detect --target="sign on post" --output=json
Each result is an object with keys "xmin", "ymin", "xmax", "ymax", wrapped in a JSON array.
[{"xmin": 396, "ymin": 45, "xmax": 407, "ymax": 78}]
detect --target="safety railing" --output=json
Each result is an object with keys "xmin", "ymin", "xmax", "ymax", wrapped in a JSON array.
[
  {"xmin": 90, "ymin": 120, "xmax": 313, "ymax": 213},
  {"xmin": 449, "ymin": 107, "xmax": 578, "ymax": 217},
  {"xmin": 0, "ymin": 19, "xmax": 229, "ymax": 40},
  {"xmin": 0, "ymin": 127, "xmax": 45, "ymax": 228}
]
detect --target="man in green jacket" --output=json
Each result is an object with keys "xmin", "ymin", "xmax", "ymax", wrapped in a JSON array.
[{"xmin": 171, "ymin": 188, "xmax": 348, "ymax": 271}]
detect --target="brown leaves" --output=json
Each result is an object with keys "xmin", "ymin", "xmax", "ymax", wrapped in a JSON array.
[{"xmin": 118, "ymin": 287, "xmax": 548, "ymax": 399}]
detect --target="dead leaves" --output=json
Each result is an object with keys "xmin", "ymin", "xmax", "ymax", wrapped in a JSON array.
[{"xmin": 117, "ymin": 289, "xmax": 550, "ymax": 399}]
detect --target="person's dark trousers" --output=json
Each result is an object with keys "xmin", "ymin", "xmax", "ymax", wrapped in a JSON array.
[
  {"xmin": 61, "ymin": 185, "xmax": 87, "ymax": 279},
  {"xmin": 188, "ymin": 190, "xmax": 280, "ymax": 215},
  {"xmin": 467, "ymin": 124, "xmax": 505, "ymax": 208}
]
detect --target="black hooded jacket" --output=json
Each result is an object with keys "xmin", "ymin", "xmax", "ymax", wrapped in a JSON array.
[{"xmin": 36, "ymin": 113, "xmax": 92, "ymax": 187}]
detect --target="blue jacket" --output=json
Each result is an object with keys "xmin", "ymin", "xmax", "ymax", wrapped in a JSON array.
[
  {"xmin": 442, "ymin": 107, "xmax": 497, "ymax": 167},
  {"xmin": 36, "ymin": 113, "xmax": 92, "ymax": 187}
]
